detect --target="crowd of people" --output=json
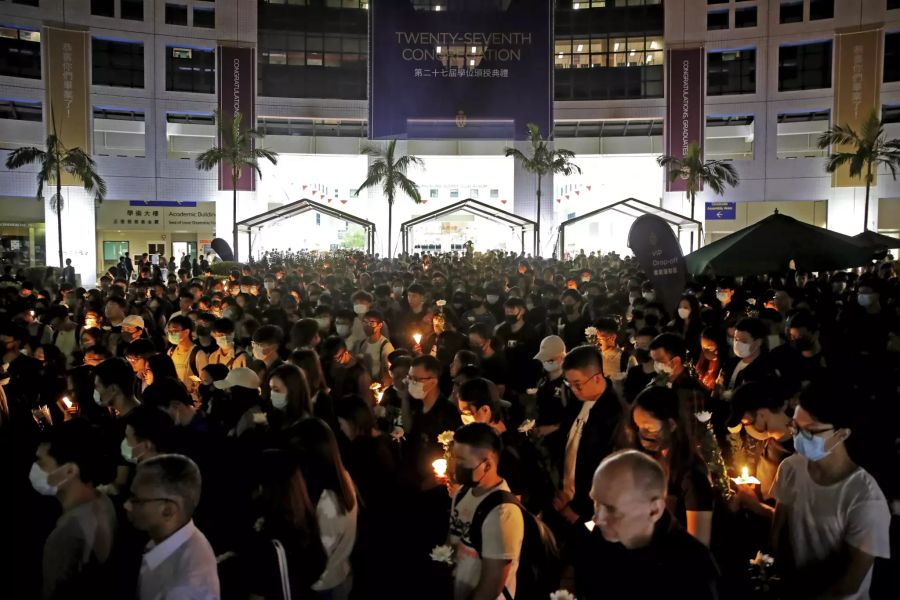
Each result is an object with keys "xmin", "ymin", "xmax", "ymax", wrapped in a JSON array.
[{"xmin": 0, "ymin": 247, "xmax": 897, "ymax": 600}]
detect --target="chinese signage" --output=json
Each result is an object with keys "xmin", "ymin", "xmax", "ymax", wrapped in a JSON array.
[
  {"xmin": 665, "ymin": 48, "xmax": 705, "ymax": 193},
  {"xmin": 627, "ymin": 214, "xmax": 687, "ymax": 314},
  {"xmin": 43, "ymin": 27, "xmax": 90, "ymax": 185},
  {"xmin": 217, "ymin": 46, "xmax": 256, "ymax": 191},
  {"xmin": 369, "ymin": 0, "xmax": 553, "ymax": 140},
  {"xmin": 705, "ymin": 201, "xmax": 736, "ymax": 220},
  {"xmin": 833, "ymin": 27, "xmax": 883, "ymax": 188},
  {"xmin": 97, "ymin": 202, "xmax": 216, "ymax": 232}
]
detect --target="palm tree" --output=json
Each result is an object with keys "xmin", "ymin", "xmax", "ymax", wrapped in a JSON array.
[
  {"xmin": 817, "ymin": 108, "xmax": 900, "ymax": 231},
  {"xmin": 356, "ymin": 139, "xmax": 424, "ymax": 258},
  {"xmin": 658, "ymin": 142, "xmax": 739, "ymax": 250},
  {"xmin": 196, "ymin": 110, "xmax": 277, "ymax": 261},
  {"xmin": 504, "ymin": 123, "xmax": 581, "ymax": 257},
  {"xmin": 5, "ymin": 124, "xmax": 106, "ymax": 269}
]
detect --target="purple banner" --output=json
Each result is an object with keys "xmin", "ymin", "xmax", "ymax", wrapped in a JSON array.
[
  {"xmin": 665, "ymin": 48, "xmax": 704, "ymax": 193},
  {"xmin": 369, "ymin": 0, "xmax": 553, "ymax": 140},
  {"xmin": 217, "ymin": 46, "xmax": 256, "ymax": 191}
]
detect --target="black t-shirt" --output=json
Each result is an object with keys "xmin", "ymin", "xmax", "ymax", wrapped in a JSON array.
[
  {"xmin": 535, "ymin": 373, "xmax": 565, "ymax": 426},
  {"xmin": 667, "ymin": 455, "xmax": 715, "ymax": 527},
  {"xmin": 624, "ymin": 363, "xmax": 654, "ymax": 404},
  {"xmin": 480, "ymin": 352, "xmax": 509, "ymax": 388},
  {"xmin": 494, "ymin": 322, "xmax": 540, "ymax": 392}
]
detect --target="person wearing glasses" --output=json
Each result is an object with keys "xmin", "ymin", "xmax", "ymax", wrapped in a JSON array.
[
  {"xmin": 127, "ymin": 454, "xmax": 220, "ymax": 600},
  {"xmin": 553, "ymin": 345, "xmax": 624, "ymax": 528},
  {"xmin": 771, "ymin": 378, "xmax": 890, "ymax": 600},
  {"xmin": 355, "ymin": 309, "xmax": 394, "ymax": 388}
]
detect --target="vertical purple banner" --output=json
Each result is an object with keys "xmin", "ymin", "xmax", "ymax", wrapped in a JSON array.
[
  {"xmin": 217, "ymin": 46, "xmax": 256, "ymax": 191},
  {"xmin": 665, "ymin": 48, "xmax": 704, "ymax": 192}
]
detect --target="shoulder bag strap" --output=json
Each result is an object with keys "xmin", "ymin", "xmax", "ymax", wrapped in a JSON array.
[{"xmin": 271, "ymin": 538, "xmax": 292, "ymax": 600}]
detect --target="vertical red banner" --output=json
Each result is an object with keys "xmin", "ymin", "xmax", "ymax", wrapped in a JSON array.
[
  {"xmin": 665, "ymin": 48, "xmax": 705, "ymax": 192},
  {"xmin": 217, "ymin": 46, "xmax": 256, "ymax": 191}
]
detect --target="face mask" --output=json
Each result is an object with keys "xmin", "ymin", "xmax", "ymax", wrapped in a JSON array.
[
  {"xmin": 831, "ymin": 282, "xmax": 846, "ymax": 294},
  {"xmin": 486, "ymin": 295, "xmax": 500, "ymax": 305},
  {"xmin": 167, "ymin": 332, "xmax": 183, "ymax": 345},
  {"xmin": 716, "ymin": 292, "xmax": 729, "ymax": 303},
  {"xmin": 392, "ymin": 286, "xmax": 404, "ymax": 296},
  {"xmin": 460, "ymin": 413, "xmax": 476, "ymax": 426},
  {"xmin": 336, "ymin": 324, "xmax": 351, "ymax": 337},
  {"xmin": 407, "ymin": 380, "xmax": 426, "ymax": 400},
  {"xmin": 93, "ymin": 389, "xmax": 104, "ymax": 406},
  {"xmin": 363, "ymin": 325, "xmax": 376, "ymax": 337},
  {"xmin": 29, "ymin": 462, "xmax": 62, "ymax": 496},
  {"xmin": 215, "ymin": 335, "xmax": 234, "ymax": 349},
  {"xmin": 120, "ymin": 438, "xmax": 142, "ymax": 464},
  {"xmin": 454, "ymin": 460, "xmax": 485, "ymax": 487},
  {"xmin": 857, "ymin": 293, "xmax": 875, "ymax": 307},
  {"xmin": 639, "ymin": 430, "xmax": 667, "ymax": 454},
  {"xmin": 315, "ymin": 318, "xmax": 331, "ymax": 331},
  {"xmin": 252, "ymin": 346, "xmax": 269, "ymax": 360},
  {"xmin": 504, "ymin": 314, "xmax": 519, "ymax": 325},
  {"xmin": 542, "ymin": 360, "xmax": 559, "ymax": 372},
  {"xmin": 677, "ymin": 308, "xmax": 691, "ymax": 320},
  {"xmin": 733, "ymin": 340, "xmax": 754, "ymax": 359},
  {"xmin": 271, "ymin": 391, "xmax": 289, "ymax": 410},
  {"xmin": 564, "ymin": 304, "xmax": 577, "ymax": 314},
  {"xmin": 642, "ymin": 292, "xmax": 656, "ymax": 302},
  {"xmin": 634, "ymin": 348, "xmax": 651, "ymax": 364},
  {"xmin": 264, "ymin": 282, "xmax": 275, "ymax": 291},
  {"xmin": 240, "ymin": 286, "xmax": 250, "ymax": 294},
  {"xmin": 353, "ymin": 304, "xmax": 368, "ymax": 316},
  {"xmin": 628, "ymin": 294, "xmax": 639, "ymax": 303},
  {"xmin": 793, "ymin": 430, "xmax": 835, "ymax": 462},
  {"xmin": 653, "ymin": 361, "xmax": 673, "ymax": 375}
]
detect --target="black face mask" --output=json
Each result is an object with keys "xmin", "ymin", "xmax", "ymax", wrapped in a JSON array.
[
  {"xmin": 639, "ymin": 428, "xmax": 669, "ymax": 455},
  {"xmin": 564, "ymin": 304, "xmax": 577, "ymax": 314},
  {"xmin": 455, "ymin": 459, "xmax": 486, "ymax": 486},
  {"xmin": 504, "ymin": 314, "xmax": 519, "ymax": 325},
  {"xmin": 634, "ymin": 348, "xmax": 651, "ymax": 364}
]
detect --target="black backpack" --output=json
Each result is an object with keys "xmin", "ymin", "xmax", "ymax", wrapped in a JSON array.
[{"xmin": 465, "ymin": 487, "xmax": 561, "ymax": 600}]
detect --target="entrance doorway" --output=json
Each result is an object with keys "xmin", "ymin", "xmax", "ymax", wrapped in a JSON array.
[{"xmin": 172, "ymin": 241, "xmax": 198, "ymax": 262}]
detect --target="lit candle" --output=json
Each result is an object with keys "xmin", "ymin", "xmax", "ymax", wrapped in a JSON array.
[
  {"xmin": 731, "ymin": 465, "xmax": 761, "ymax": 486},
  {"xmin": 62, "ymin": 396, "xmax": 73, "ymax": 409},
  {"xmin": 369, "ymin": 382, "xmax": 384, "ymax": 404},
  {"xmin": 432, "ymin": 458, "xmax": 447, "ymax": 478},
  {"xmin": 413, "ymin": 333, "xmax": 422, "ymax": 345}
]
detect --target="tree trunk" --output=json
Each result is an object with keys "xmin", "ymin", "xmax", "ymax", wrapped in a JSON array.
[
  {"xmin": 56, "ymin": 164, "xmax": 63, "ymax": 270},
  {"xmin": 535, "ymin": 173, "xmax": 542, "ymax": 257},
  {"xmin": 689, "ymin": 190, "xmax": 696, "ymax": 253},
  {"xmin": 864, "ymin": 161, "xmax": 872, "ymax": 231},
  {"xmin": 232, "ymin": 167, "xmax": 239, "ymax": 262},
  {"xmin": 387, "ymin": 196, "xmax": 393, "ymax": 259}
]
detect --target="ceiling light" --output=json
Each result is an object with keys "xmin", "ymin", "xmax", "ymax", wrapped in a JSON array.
[{"xmin": 576, "ymin": 44, "xmax": 583, "ymax": 52}]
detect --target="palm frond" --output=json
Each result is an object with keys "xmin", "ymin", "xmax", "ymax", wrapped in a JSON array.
[
  {"xmin": 5, "ymin": 146, "xmax": 46, "ymax": 170},
  {"xmin": 395, "ymin": 154, "xmax": 424, "ymax": 172},
  {"xmin": 824, "ymin": 152, "xmax": 854, "ymax": 173},
  {"xmin": 195, "ymin": 147, "xmax": 230, "ymax": 171},
  {"xmin": 397, "ymin": 174, "xmax": 422, "ymax": 204}
]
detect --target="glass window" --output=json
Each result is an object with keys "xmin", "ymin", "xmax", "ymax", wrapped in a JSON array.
[
  {"xmin": 121, "ymin": 0, "xmax": 144, "ymax": 20},
  {"xmin": 194, "ymin": 7, "xmax": 215, "ymax": 28},
  {"xmin": 165, "ymin": 3, "xmax": 189, "ymax": 26},
  {"xmin": 91, "ymin": 0, "xmax": 115, "ymax": 17},
  {"xmin": 707, "ymin": 10, "xmax": 729, "ymax": 31},
  {"xmin": 166, "ymin": 46, "xmax": 215, "ymax": 93},
  {"xmin": 735, "ymin": 6, "xmax": 757, "ymax": 28},
  {"xmin": 885, "ymin": 32, "xmax": 900, "ymax": 82},
  {"xmin": 777, "ymin": 110, "xmax": 830, "ymax": 159},
  {"xmin": 0, "ymin": 26, "xmax": 41, "ymax": 79},
  {"xmin": 780, "ymin": 1, "xmax": 803, "ymax": 24},
  {"xmin": 778, "ymin": 41, "xmax": 832, "ymax": 91},
  {"xmin": 94, "ymin": 108, "xmax": 145, "ymax": 157},
  {"xmin": 93, "ymin": 38, "xmax": 145, "ymax": 88},
  {"xmin": 809, "ymin": 0, "xmax": 833, "ymax": 20},
  {"xmin": 890, "ymin": 0, "xmax": 900, "ymax": 10},
  {"xmin": 706, "ymin": 115, "xmax": 755, "ymax": 160},
  {"xmin": 707, "ymin": 49, "xmax": 756, "ymax": 95}
]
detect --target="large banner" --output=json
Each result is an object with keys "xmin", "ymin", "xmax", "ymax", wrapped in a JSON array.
[
  {"xmin": 43, "ymin": 26, "xmax": 90, "ymax": 185},
  {"xmin": 628, "ymin": 214, "xmax": 688, "ymax": 314},
  {"xmin": 665, "ymin": 47, "xmax": 704, "ymax": 192},
  {"xmin": 833, "ymin": 27, "xmax": 883, "ymax": 188},
  {"xmin": 217, "ymin": 46, "xmax": 256, "ymax": 191},
  {"xmin": 369, "ymin": 0, "xmax": 553, "ymax": 140}
]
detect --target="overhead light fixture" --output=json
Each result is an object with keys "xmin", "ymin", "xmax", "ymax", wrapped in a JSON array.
[
  {"xmin": 614, "ymin": 42, "xmax": 619, "ymax": 51},
  {"xmin": 574, "ymin": 2, "xmax": 581, "ymax": 8},
  {"xmin": 576, "ymin": 44, "xmax": 583, "ymax": 52},
  {"xmin": 436, "ymin": 45, "xmax": 442, "ymax": 53},
  {"xmin": 650, "ymin": 41, "xmax": 657, "ymax": 50},
  {"xmin": 469, "ymin": 58, "xmax": 475, "ymax": 66},
  {"xmin": 471, "ymin": 46, "xmax": 477, "ymax": 53},
  {"xmin": 435, "ymin": 5, "xmax": 441, "ymax": 11}
]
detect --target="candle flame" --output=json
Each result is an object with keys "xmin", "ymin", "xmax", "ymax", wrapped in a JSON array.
[
  {"xmin": 432, "ymin": 458, "xmax": 447, "ymax": 478},
  {"xmin": 413, "ymin": 333, "xmax": 422, "ymax": 345},
  {"xmin": 741, "ymin": 466, "xmax": 749, "ymax": 480},
  {"xmin": 62, "ymin": 396, "xmax": 73, "ymax": 409}
]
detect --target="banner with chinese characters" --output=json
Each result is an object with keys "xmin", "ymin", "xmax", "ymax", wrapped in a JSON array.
[
  {"xmin": 217, "ymin": 46, "xmax": 256, "ymax": 191},
  {"xmin": 664, "ymin": 47, "xmax": 705, "ymax": 192},
  {"xmin": 833, "ymin": 27, "xmax": 883, "ymax": 187},
  {"xmin": 43, "ymin": 26, "xmax": 90, "ymax": 185},
  {"xmin": 627, "ymin": 214, "xmax": 687, "ymax": 315},
  {"xmin": 369, "ymin": 0, "xmax": 552, "ymax": 140}
]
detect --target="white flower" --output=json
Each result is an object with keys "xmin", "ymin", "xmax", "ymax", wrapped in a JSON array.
[
  {"xmin": 550, "ymin": 590, "xmax": 577, "ymax": 600},
  {"xmin": 437, "ymin": 430, "xmax": 455, "ymax": 448},
  {"xmin": 390, "ymin": 426, "xmax": 406, "ymax": 442},
  {"xmin": 430, "ymin": 544, "xmax": 455, "ymax": 565},
  {"xmin": 584, "ymin": 326, "xmax": 599, "ymax": 338},
  {"xmin": 252, "ymin": 412, "xmax": 268, "ymax": 425},
  {"xmin": 526, "ymin": 387, "xmax": 538, "ymax": 395},
  {"xmin": 749, "ymin": 551, "xmax": 774, "ymax": 567},
  {"xmin": 253, "ymin": 517, "xmax": 266, "ymax": 532},
  {"xmin": 517, "ymin": 419, "xmax": 536, "ymax": 434},
  {"xmin": 694, "ymin": 411, "xmax": 713, "ymax": 423},
  {"xmin": 436, "ymin": 299, "xmax": 447, "ymax": 307}
]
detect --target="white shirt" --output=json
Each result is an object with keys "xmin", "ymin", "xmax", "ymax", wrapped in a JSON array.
[
  {"xmin": 772, "ymin": 455, "xmax": 891, "ymax": 600},
  {"xmin": 563, "ymin": 400, "xmax": 596, "ymax": 502},
  {"xmin": 313, "ymin": 488, "xmax": 358, "ymax": 591},
  {"xmin": 139, "ymin": 520, "xmax": 220, "ymax": 600},
  {"xmin": 357, "ymin": 336, "xmax": 394, "ymax": 381},
  {"xmin": 448, "ymin": 481, "xmax": 524, "ymax": 600}
]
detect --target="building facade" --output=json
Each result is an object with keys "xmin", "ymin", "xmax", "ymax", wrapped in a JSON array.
[{"xmin": 1, "ymin": 0, "xmax": 899, "ymax": 281}]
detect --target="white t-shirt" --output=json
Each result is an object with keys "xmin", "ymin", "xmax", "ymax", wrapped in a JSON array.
[
  {"xmin": 313, "ymin": 488, "xmax": 358, "ymax": 592},
  {"xmin": 772, "ymin": 454, "xmax": 891, "ymax": 600},
  {"xmin": 448, "ymin": 481, "xmax": 524, "ymax": 600},
  {"xmin": 357, "ymin": 336, "xmax": 394, "ymax": 381}
]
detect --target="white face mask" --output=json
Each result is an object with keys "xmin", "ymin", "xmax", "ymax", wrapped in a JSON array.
[
  {"xmin": 653, "ymin": 361, "xmax": 673, "ymax": 375},
  {"xmin": 167, "ymin": 332, "xmax": 182, "ymax": 345},
  {"xmin": 264, "ymin": 282, "xmax": 275, "ymax": 291},
  {"xmin": 252, "ymin": 345, "xmax": 269, "ymax": 361},
  {"xmin": 392, "ymin": 286, "xmax": 404, "ymax": 296},
  {"xmin": 733, "ymin": 339, "xmax": 754, "ymax": 359},
  {"xmin": 93, "ymin": 388, "xmax": 103, "ymax": 406},
  {"xmin": 336, "ymin": 324, "xmax": 351, "ymax": 337},
  {"xmin": 407, "ymin": 380, "xmax": 426, "ymax": 400},
  {"xmin": 486, "ymin": 295, "xmax": 500, "ymax": 305},
  {"xmin": 542, "ymin": 360, "xmax": 559, "ymax": 372},
  {"xmin": 642, "ymin": 292, "xmax": 656, "ymax": 302},
  {"xmin": 29, "ymin": 462, "xmax": 62, "ymax": 496},
  {"xmin": 716, "ymin": 291, "xmax": 729, "ymax": 303},
  {"xmin": 215, "ymin": 335, "xmax": 234, "ymax": 349},
  {"xmin": 677, "ymin": 307, "xmax": 691, "ymax": 320},
  {"xmin": 270, "ymin": 391, "xmax": 289, "ymax": 410},
  {"xmin": 315, "ymin": 318, "xmax": 331, "ymax": 331},
  {"xmin": 857, "ymin": 293, "xmax": 875, "ymax": 307},
  {"xmin": 120, "ymin": 438, "xmax": 142, "ymax": 464},
  {"xmin": 353, "ymin": 304, "xmax": 368, "ymax": 316},
  {"xmin": 460, "ymin": 413, "xmax": 476, "ymax": 425}
]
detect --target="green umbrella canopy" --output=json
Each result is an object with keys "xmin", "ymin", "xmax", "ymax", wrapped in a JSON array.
[
  {"xmin": 853, "ymin": 230, "xmax": 900, "ymax": 250},
  {"xmin": 686, "ymin": 212, "xmax": 876, "ymax": 276}
]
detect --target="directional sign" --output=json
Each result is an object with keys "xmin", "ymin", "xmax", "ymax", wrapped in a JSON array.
[{"xmin": 705, "ymin": 201, "xmax": 736, "ymax": 221}]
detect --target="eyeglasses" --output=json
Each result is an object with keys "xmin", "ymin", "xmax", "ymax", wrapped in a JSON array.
[
  {"xmin": 564, "ymin": 373, "xmax": 600, "ymax": 391},
  {"xmin": 793, "ymin": 425, "xmax": 833, "ymax": 441}
]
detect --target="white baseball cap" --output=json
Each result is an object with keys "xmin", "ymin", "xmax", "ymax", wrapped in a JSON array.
[
  {"xmin": 122, "ymin": 315, "xmax": 145, "ymax": 329},
  {"xmin": 214, "ymin": 367, "xmax": 261, "ymax": 390},
  {"xmin": 534, "ymin": 335, "xmax": 566, "ymax": 361}
]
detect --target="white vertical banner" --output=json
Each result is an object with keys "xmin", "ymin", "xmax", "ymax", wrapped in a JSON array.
[{"xmin": 44, "ymin": 189, "xmax": 97, "ymax": 286}]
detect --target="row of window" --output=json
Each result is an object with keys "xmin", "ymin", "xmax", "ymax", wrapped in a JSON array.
[{"xmin": 89, "ymin": 0, "xmax": 214, "ymax": 25}]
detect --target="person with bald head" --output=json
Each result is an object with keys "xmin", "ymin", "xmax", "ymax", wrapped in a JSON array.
[{"xmin": 574, "ymin": 450, "xmax": 719, "ymax": 600}]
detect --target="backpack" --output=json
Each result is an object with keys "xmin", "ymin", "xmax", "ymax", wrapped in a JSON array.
[{"xmin": 465, "ymin": 487, "xmax": 561, "ymax": 600}]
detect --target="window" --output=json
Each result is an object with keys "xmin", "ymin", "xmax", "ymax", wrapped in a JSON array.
[
  {"xmin": 165, "ymin": 3, "xmax": 189, "ymax": 26},
  {"xmin": 0, "ymin": 99, "xmax": 42, "ymax": 149},
  {"xmin": 707, "ymin": 10, "xmax": 729, "ymax": 31},
  {"xmin": 890, "ymin": 0, "xmax": 900, "ymax": 10},
  {"xmin": 259, "ymin": 33, "xmax": 367, "ymax": 69},
  {"xmin": 554, "ymin": 35, "xmax": 664, "ymax": 99},
  {"xmin": 194, "ymin": 7, "xmax": 215, "ymax": 28},
  {"xmin": 0, "ymin": 26, "xmax": 42, "ymax": 79},
  {"xmin": 707, "ymin": 0, "xmax": 728, "ymax": 3},
  {"xmin": 777, "ymin": 110, "xmax": 830, "ymax": 159},
  {"xmin": 121, "ymin": 0, "xmax": 144, "ymax": 21},
  {"xmin": 103, "ymin": 242, "xmax": 130, "ymax": 262},
  {"xmin": 809, "ymin": 0, "xmax": 833, "ymax": 20},
  {"xmin": 92, "ymin": 38, "xmax": 144, "ymax": 88},
  {"xmin": 707, "ymin": 49, "xmax": 756, "ymax": 95},
  {"xmin": 885, "ymin": 32, "xmax": 900, "ymax": 82},
  {"xmin": 166, "ymin": 112, "xmax": 215, "ymax": 159},
  {"xmin": 91, "ymin": 0, "xmax": 115, "ymax": 16},
  {"xmin": 0, "ymin": 99, "xmax": 42, "ymax": 122},
  {"xmin": 12, "ymin": 0, "xmax": 41, "ymax": 5},
  {"xmin": 735, "ymin": 6, "xmax": 757, "ymax": 28},
  {"xmin": 706, "ymin": 115, "xmax": 755, "ymax": 160},
  {"xmin": 780, "ymin": 1, "xmax": 803, "ymax": 24},
  {"xmin": 93, "ymin": 108, "xmax": 145, "ymax": 157},
  {"xmin": 429, "ymin": 189, "xmax": 439, "ymax": 199},
  {"xmin": 450, "ymin": 189, "xmax": 459, "ymax": 198},
  {"xmin": 778, "ymin": 41, "xmax": 832, "ymax": 91},
  {"xmin": 490, "ymin": 189, "xmax": 499, "ymax": 198},
  {"xmin": 166, "ymin": 46, "xmax": 215, "ymax": 93}
]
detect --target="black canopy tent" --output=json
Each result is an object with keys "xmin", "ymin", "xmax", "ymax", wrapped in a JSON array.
[
  {"xmin": 236, "ymin": 198, "xmax": 376, "ymax": 255},
  {"xmin": 557, "ymin": 197, "xmax": 702, "ymax": 258},
  {"xmin": 399, "ymin": 198, "xmax": 537, "ymax": 255}
]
